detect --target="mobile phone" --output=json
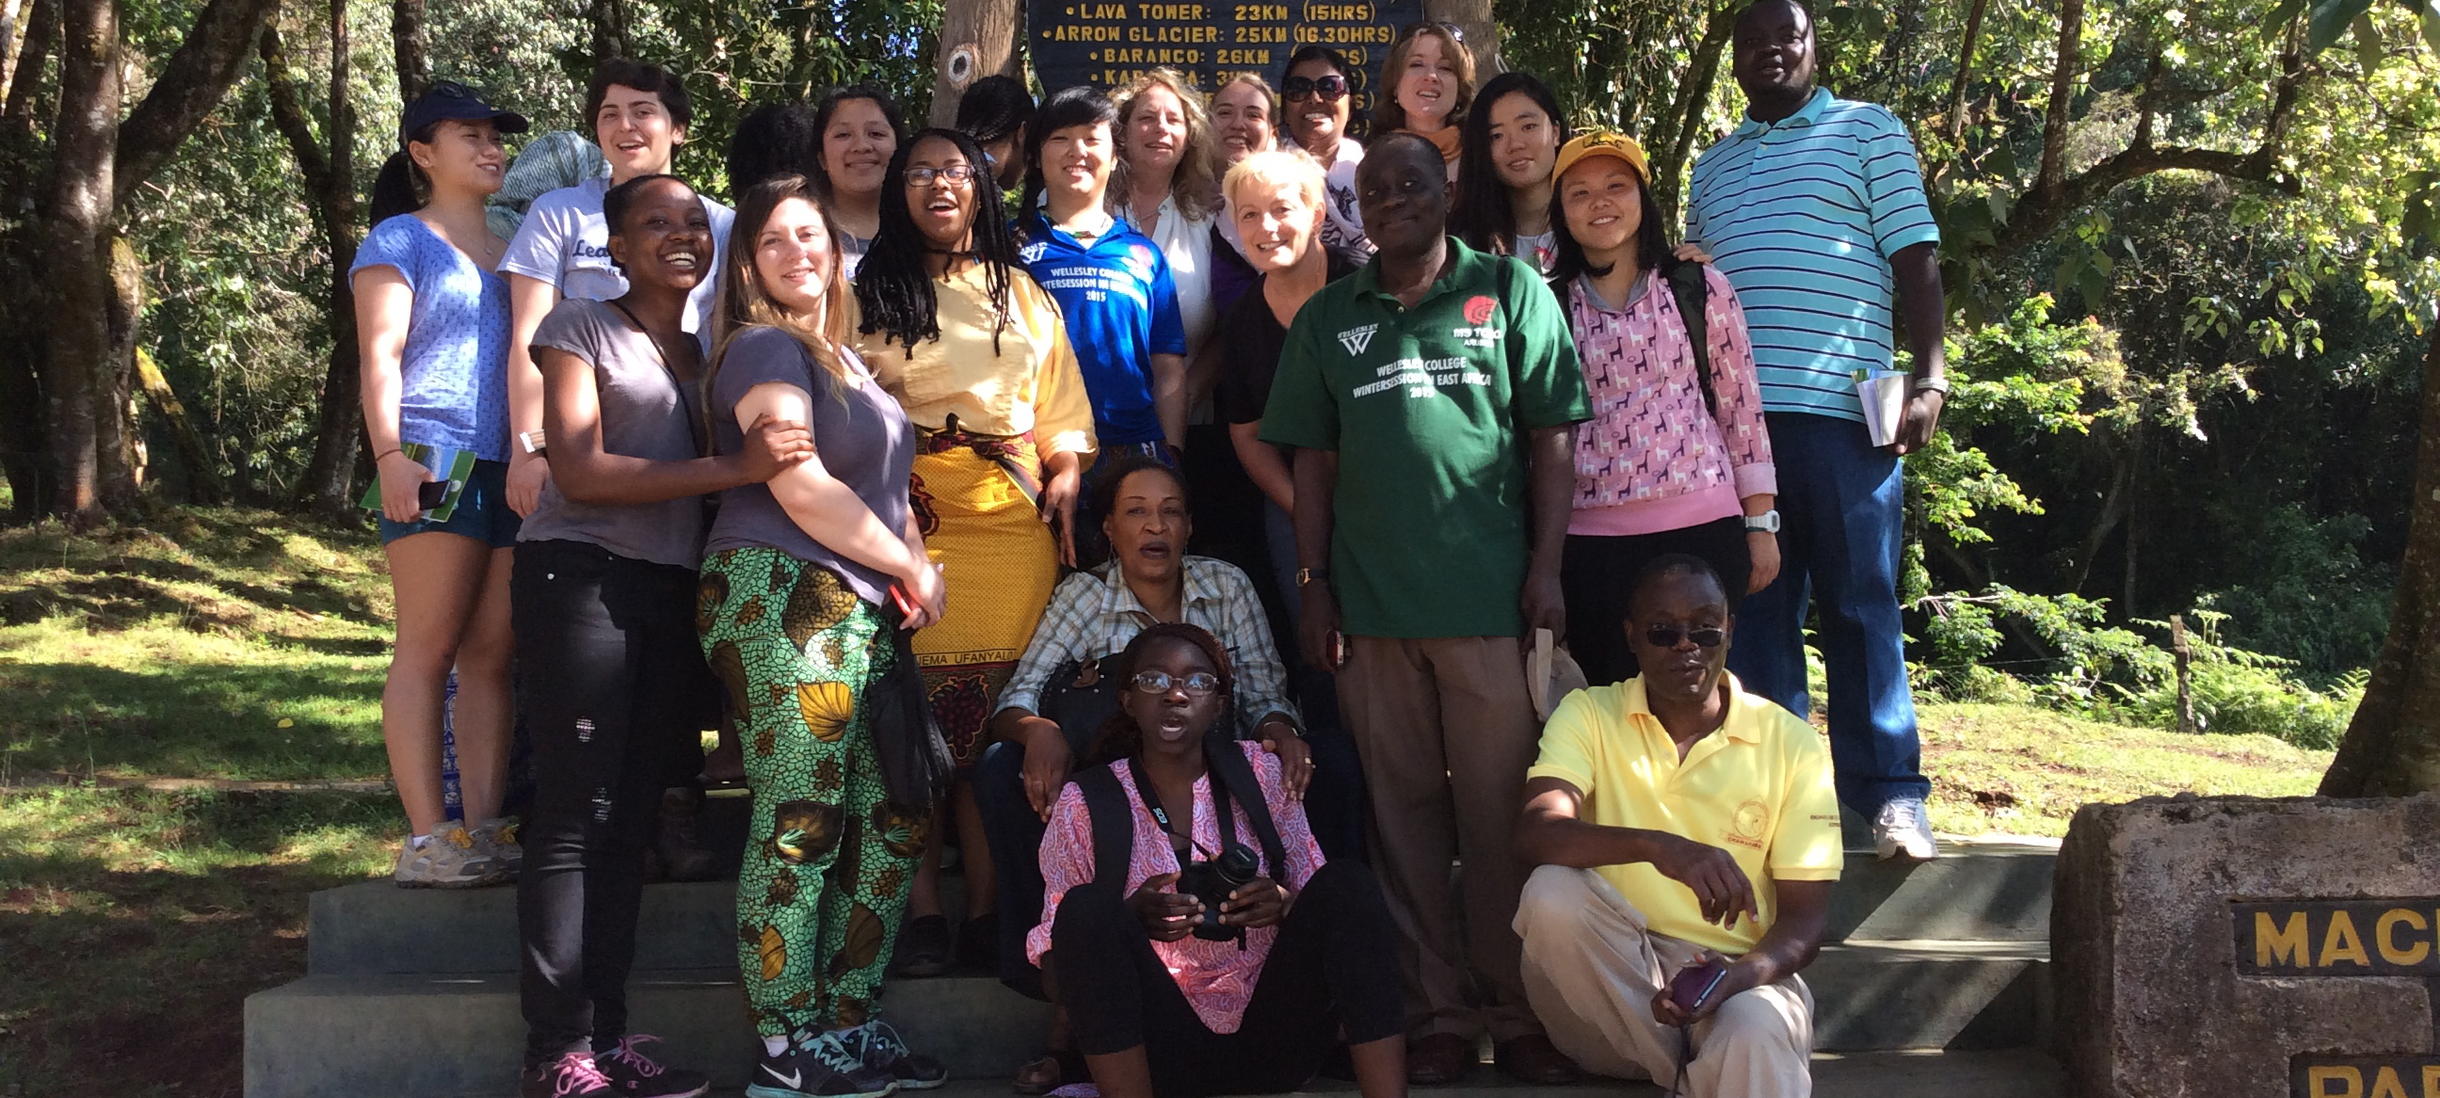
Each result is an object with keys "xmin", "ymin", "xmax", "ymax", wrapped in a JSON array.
[
  {"xmin": 888, "ymin": 582, "xmax": 921, "ymax": 623},
  {"xmin": 416, "ymin": 480, "xmax": 449, "ymax": 510},
  {"xmin": 1667, "ymin": 956, "xmax": 1730, "ymax": 1014},
  {"xmin": 1328, "ymin": 629, "xmax": 1346, "ymax": 668}
]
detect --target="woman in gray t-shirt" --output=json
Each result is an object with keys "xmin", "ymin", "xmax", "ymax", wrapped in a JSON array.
[
  {"xmin": 512, "ymin": 173, "xmax": 814, "ymax": 1098},
  {"xmin": 693, "ymin": 173, "xmax": 950, "ymax": 1094}
]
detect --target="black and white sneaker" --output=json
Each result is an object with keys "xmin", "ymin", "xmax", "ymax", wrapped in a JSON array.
[
  {"xmin": 844, "ymin": 1020, "xmax": 948, "ymax": 1090},
  {"xmin": 596, "ymin": 1034, "xmax": 710, "ymax": 1097},
  {"xmin": 746, "ymin": 1030, "xmax": 899, "ymax": 1098}
]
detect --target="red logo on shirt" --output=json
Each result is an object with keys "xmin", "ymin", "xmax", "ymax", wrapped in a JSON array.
[{"xmin": 1464, "ymin": 295, "xmax": 1497, "ymax": 325}]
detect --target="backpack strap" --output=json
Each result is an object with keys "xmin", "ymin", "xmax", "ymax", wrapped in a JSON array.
[
  {"xmin": 1204, "ymin": 739, "xmax": 1295, "ymax": 891},
  {"xmin": 1665, "ymin": 259, "xmax": 1718, "ymax": 418},
  {"xmin": 1075, "ymin": 766, "xmax": 1134, "ymax": 889}
]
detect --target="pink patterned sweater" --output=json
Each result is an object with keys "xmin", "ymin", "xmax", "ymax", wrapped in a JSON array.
[
  {"xmin": 1567, "ymin": 266, "xmax": 1777, "ymax": 536},
  {"xmin": 1027, "ymin": 744, "xmax": 1325, "ymax": 1033}
]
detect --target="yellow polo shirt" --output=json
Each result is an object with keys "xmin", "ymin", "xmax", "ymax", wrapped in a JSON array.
[{"xmin": 1527, "ymin": 673, "xmax": 1843, "ymax": 954}]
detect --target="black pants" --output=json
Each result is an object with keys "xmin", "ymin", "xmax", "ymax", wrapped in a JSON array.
[
  {"xmin": 1561, "ymin": 517, "xmax": 1753, "ymax": 688},
  {"xmin": 1050, "ymin": 860, "xmax": 1404, "ymax": 1096},
  {"xmin": 974, "ymin": 733, "xmax": 1368, "ymax": 999},
  {"xmin": 512, "ymin": 539, "xmax": 714, "ymax": 1060}
]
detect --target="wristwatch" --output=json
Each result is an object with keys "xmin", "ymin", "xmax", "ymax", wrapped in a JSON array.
[
  {"xmin": 1912, "ymin": 375, "xmax": 1951, "ymax": 396},
  {"xmin": 1296, "ymin": 567, "xmax": 1330, "ymax": 587},
  {"xmin": 517, "ymin": 429, "xmax": 549, "ymax": 456},
  {"xmin": 1742, "ymin": 510, "xmax": 1781, "ymax": 534}
]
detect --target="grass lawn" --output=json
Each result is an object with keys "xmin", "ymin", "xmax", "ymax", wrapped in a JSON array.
[{"xmin": 0, "ymin": 506, "xmax": 2340, "ymax": 1095}]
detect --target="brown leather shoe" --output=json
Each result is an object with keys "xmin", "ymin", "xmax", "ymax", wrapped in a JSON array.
[
  {"xmin": 1407, "ymin": 1032, "xmax": 1477, "ymax": 1086},
  {"xmin": 1495, "ymin": 1033, "xmax": 1582, "ymax": 1085}
]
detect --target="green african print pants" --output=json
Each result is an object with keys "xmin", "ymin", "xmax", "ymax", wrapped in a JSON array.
[{"xmin": 698, "ymin": 547, "xmax": 931, "ymax": 1037}]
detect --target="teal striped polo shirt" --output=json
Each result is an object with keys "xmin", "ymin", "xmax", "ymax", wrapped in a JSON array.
[{"xmin": 1685, "ymin": 88, "xmax": 1940, "ymax": 423}]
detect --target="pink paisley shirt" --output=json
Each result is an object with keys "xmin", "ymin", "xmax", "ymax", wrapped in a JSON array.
[
  {"xmin": 1566, "ymin": 266, "xmax": 1776, "ymax": 537},
  {"xmin": 1027, "ymin": 743, "xmax": 1326, "ymax": 1033}
]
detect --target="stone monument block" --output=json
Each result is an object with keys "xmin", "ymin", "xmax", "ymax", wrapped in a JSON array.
[{"xmin": 2056, "ymin": 793, "xmax": 2440, "ymax": 1098}]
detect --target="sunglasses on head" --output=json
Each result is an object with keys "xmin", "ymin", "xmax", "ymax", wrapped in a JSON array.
[
  {"xmin": 1131, "ymin": 670, "xmax": 1222, "ymax": 696},
  {"xmin": 1644, "ymin": 624, "xmax": 1727, "ymax": 649},
  {"xmin": 1397, "ymin": 20, "xmax": 1466, "ymax": 43},
  {"xmin": 1283, "ymin": 74, "xmax": 1349, "ymax": 102}
]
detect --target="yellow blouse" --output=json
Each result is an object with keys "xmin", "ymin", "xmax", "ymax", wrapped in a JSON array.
[{"xmin": 854, "ymin": 262, "xmax": 1097, "ymax": 464}]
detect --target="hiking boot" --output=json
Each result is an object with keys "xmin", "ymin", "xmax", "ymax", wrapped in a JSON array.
[
  {"xmin": 655, "ymin": 787, "xmax": 721, "ymax": 882},
  {"xmin": 597, "ymin": 1034, "xmax": 710, "ymax": 1098},
  {"xmin": 522, "ymin": 1051, "xmax": 616, "ymax": 1098},
  {"xmin": 1873, "ymin": 798, "xmax": 1938, "ymax": 861},
  {"xmin": 394, "ymin": 825, "xmax": 507, "ymax": 888},
  {"xmin": 845, "ymin": 1020, "xmax": 947, "ymax": 1090},
  {"xmin": 747, "ymin": 1030, "xmax": 898, "ymax": 1098},
  {"xmin": 469, "ymin": 815, "xmax": 524, "ymax": 878}
]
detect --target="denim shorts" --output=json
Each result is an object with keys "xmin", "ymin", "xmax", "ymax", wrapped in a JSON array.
[{"xmin": 377, "ymin": 458, "xmax": 522, "ymax": 548}]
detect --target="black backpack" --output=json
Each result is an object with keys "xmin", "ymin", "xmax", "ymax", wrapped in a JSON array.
[{"xmin": 1073, "ymin": 737, "xmax": 1295, "ymax": 893}]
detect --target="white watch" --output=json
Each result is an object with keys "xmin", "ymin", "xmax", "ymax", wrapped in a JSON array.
[{"xmin": 1742, "ymin": 510, "xmax": 1781, "ymax": 534}]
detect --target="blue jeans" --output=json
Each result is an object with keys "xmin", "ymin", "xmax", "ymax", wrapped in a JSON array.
[{"xmin": 1725, "ymin": 412, "xmax": 1928, "ymax": 813}]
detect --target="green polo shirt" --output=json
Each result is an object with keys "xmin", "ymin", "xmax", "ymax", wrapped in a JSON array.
[{"xmin": 1260, "ymin": 237, "xmax": 1589, "ymax": 638}]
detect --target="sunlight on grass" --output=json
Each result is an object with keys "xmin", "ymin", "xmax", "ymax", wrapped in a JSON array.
[{"xmin": 1919, "ymin": 703, "xmax": 2331, "ymax": 837}]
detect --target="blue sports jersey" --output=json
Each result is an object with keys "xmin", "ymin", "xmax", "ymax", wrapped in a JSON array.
[{"xmin": 1018, "ymin": 211, "xmax": 1188, "ymax": 447}]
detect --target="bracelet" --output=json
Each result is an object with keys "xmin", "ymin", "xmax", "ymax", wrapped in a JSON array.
[
  {"xmin": 373, "ymin": 448, "xmax": 405, "ymax": 463},
  {"xmin": 1912, "ymin": 375, "xmax": 1951, "ymax": 395}
]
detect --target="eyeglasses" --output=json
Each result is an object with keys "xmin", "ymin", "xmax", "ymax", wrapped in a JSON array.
[
  {"xmin": 905, "ymin": 164, "xmax": 978, "ymax": 187},
  {"xmin": 1131, "ymin": 670, "xmax": 1223, "ymax": 696},
  {"xmin": 1643, "ymin": 624, "xmax": 1727, "ymax": 649},
  {"xmin": 1283, "ymin": 75, "xmax": 1349, "ymax": 102}
]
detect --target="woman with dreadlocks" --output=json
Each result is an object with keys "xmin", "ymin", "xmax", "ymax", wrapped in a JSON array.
[{"xmin": 853, "ymin": 126, "xmax": 1097, "ymax": 976}]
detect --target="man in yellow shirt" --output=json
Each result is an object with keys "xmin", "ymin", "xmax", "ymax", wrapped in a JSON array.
[{"xmin": 1513, "ymin": 554, "xmax": 1841, "ymax": 1098}]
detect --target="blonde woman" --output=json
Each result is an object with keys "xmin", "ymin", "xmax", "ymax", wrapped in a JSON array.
[
  {"xmin": 1373, "ymin": 23, "xmax": 1476, "ymax": 181},
  {"xmin": 696, "ymin": 173, "xmax": 949, "ymax": 1097}
]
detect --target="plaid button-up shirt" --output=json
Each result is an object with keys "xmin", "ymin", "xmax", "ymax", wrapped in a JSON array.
[{"xmin": 995, "ymin": 556, "xmax": 1299, "ymax": 738}]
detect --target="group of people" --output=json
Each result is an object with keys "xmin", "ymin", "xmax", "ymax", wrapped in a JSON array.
[{"xmin": 349, "ymin": 1, "xmax": 1948, "ymax": 1097}]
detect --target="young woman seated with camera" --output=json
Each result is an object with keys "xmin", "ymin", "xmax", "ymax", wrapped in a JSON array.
[{"xmin": 1028, "ymin": 623, "xmax": 1408, "ymax": 1098}]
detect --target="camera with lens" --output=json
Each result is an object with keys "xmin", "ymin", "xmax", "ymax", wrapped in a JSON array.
[{"xmin": 1176, "ymin": 843, "xmax": 1261, "ymax": 941}]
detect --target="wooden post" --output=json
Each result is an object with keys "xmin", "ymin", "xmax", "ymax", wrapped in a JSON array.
[{"xmin": 2171, "ymin": 613, "xmax": 2196, "ymax": 734}]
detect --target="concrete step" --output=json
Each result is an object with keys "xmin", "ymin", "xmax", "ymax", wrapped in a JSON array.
[
  {"xmin": 306, "ymin": 840, "xmax": 2053, "ymax": 976},
  {"xmin": 244, "ymin": 940, "xmax": 2046, "ymax": 1097}
]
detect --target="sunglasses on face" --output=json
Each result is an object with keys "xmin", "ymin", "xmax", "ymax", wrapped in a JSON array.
[
  {"xmin": 1131, "ymin": 670, "xmax": 1223, "ymax": 696},
  {"xmin": 1644, "ymin": 624, "xmax": 1727, "ymax": 649},
  {"xmin": 905, "ymin": 164, "xmax": 977, "ymax": 187},
  {"xmin": 1283, "ymin": 75, "xmax": 1349, "ymax": 102}
]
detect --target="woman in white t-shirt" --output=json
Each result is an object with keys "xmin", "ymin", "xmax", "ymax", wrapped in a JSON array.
[{"xmin": 1112, "ymin": 70, "xmax": 1222, "ymax": 360}]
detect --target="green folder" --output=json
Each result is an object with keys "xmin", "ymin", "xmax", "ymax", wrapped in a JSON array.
[{"xmin": 359, "ymin": 444, "xmax": 479, "ymax": 523}]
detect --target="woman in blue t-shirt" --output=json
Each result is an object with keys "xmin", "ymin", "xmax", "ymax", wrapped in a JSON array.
[
  {"xmin": 1018, "ymin": 86, "xmax": 1189, "ymax": 551},
  {"xmin": 350, "ymin": 83, "xmax": 528, "ymax": 888}
]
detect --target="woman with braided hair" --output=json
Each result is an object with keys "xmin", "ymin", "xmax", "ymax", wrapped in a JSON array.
[{"xmin": 854, "ymin": 126, "xmax": 1097, "ymax": 976}]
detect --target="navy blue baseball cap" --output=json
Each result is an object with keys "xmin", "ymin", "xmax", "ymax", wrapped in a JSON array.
[{"xmin": 400, "ymin": 80, "xmax": 529, "ymax": 146}]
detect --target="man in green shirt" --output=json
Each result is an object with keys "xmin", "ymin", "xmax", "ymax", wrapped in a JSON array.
[{"xmin": 1260, "ymin": 131, "xmax": 1591, "ymax": 1087}]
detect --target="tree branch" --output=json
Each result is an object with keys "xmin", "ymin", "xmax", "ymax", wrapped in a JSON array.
[
  {"xmin": 2033, "ymin": 0, "xmax": 2086, "ymax": 207},
  {"xmin": 1942, "ymin": 0, "xmax": 1992, "ymax": 151},
  {"xmin": 1993, "ymin": 49, "xmax": 2304, "ymax": 255},
  {"xmin": 1656, "ymin": 2, "xmax": 1735, "ymax": 221},
  {"xmin": 112, "ymin": 0, "xmax": 280, "ymax": 207},
  {"xmin": 390, "ymin": 0, "xmax": 427, "ymax": 103},
  {"xmin": 257, "ymin": 24, "xmax": 331, "ymax": 198},
  {"xmin": 2, "ymin": 0, "xmax": 52, "ymax": 127}
]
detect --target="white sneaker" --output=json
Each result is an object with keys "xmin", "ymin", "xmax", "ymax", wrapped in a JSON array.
[
  {"xmin": 393, "ymin": 825, "xmax": 508, "ymax": 887},
  {"xmin": 1872, "ymin": 799, "xmax": 1938, "ymax": 861}
]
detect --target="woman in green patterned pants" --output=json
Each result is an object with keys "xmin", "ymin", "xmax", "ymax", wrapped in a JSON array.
[{"xmin": 697, "ymin": 174, "xmax": 950, "ymax": 1098}]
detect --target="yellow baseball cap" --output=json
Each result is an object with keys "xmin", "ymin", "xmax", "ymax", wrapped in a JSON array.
[{"xmin": 1552, "ymin": 130, "xmax": 1651, "ymax": 186}]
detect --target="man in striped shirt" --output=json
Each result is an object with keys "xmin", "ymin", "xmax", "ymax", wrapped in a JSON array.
[{"xmin": 1685, "ymin": 0, "xmax": 1948, "ymax": 861}]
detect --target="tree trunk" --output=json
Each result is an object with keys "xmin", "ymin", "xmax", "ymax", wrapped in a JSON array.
[
  {"xmin": 1425, "ymin": 0, "xmax": 1499, "ymax": 76},
  {"xmin": 110, "ymin": 0, "xmax": 282, "ymax": 209},
  {"xmin": 41, "ymin": 0, "xmax": 119, "ymax": 524},
  {"xmin": 2320, "ymin": 324, "xmax": 2440, "ymax": 796},
  {"xmin": 265, "ymin": 5, "xmax": 364, "ymax": 516},
  {"xmin": 587, "ymin": 0, "xmax": 628, "ymax": 65},
  {"xmin": 0, "ymin": 0, "xmax": 52, "ymax": 520},
  {"xmin": 134, "ymin": 347, "xmax": 223, "ymax": 504},
  {"xmin": 927, "ymin": 0, "xmax": 1021, "ymax": 127},
  {"xmin": 1653, "ymin": 2, "xmax": 1734, "ymax": 223},
  {"xmin": 390, "ymin": 0, "xmax": 427, "ymax": 101},
  {"xmin": 94, "ymin": 230, "xmax": 143, "ymax": 509}
]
